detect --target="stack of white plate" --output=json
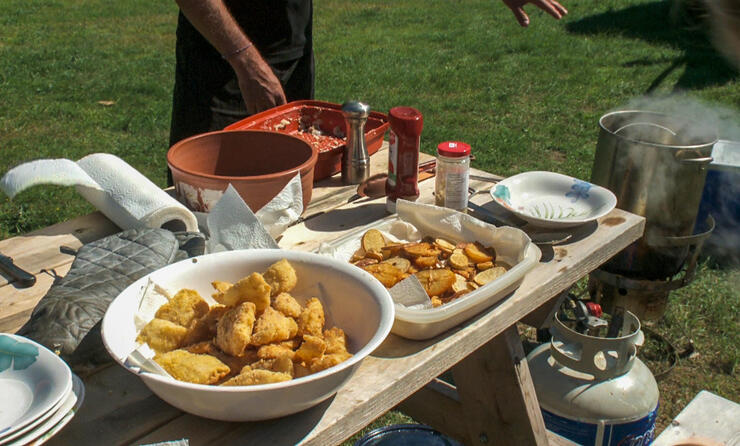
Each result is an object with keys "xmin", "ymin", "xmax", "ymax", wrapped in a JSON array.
[{"xmin": 0, "ymin": 334, "xmax": 85, "ymax": 446}]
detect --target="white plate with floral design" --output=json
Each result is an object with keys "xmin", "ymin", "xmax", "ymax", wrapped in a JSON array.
[{"xmin": 489, "ymin": 171, "xmax": 617, "ymax": 228}]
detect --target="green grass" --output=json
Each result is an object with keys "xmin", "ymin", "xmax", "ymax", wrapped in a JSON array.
[{"xmin": 1, "ymin": 0, "xmax": 738, "ymax": 442}]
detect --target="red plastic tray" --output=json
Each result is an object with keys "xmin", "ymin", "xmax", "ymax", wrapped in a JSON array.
[{"xmin": 225, "ymin": 100, "xmax": 389, "ymax": 181}]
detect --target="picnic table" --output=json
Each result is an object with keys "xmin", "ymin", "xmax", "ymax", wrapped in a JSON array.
[{"xmin": 0, "ymin": 146, "xmax": 644, "ymax": 446}]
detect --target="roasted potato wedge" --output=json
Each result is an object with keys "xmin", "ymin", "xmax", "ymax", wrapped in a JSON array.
[
  {"xmin": 350, "ymin": 230, "xmax": 508, "ymax": 307},
  {"xmin": 476, "ymin": 261, "xmax": 494, "ymax": 271},
  {"xmin": 361, "ymin": 229, "xmax": 386, "ymax": 253},
  {"xmin": 448, "ymin": 251, "xmax": 469, "ymax": 270},
  {"xmin": 433, "ymin": 238, "xmax": 456, "ymax": 253},
  {"xmin": 414, "ymin": 269, "xmax": 456, "ymax": 297},
  {"xmin": 473, "ymin": 266, "xmax": 507, "ymax": 286},
  {"xmin": 363, "ymin": 263, "xmax": 403, "ymax": 288},
  {"xmin": 402, "ymin": 242, "xmax": 440, "ymax": 259},
  {"xmin": 452, "ymin": 273, "xmax": 469, "ymax": 293},
  {"xmin": 464, "ymin": 242, "xmax": 494, "ymax": 263},
  {"xmin": 413, "ymin": 255, "xmax": 438, "ymax": 269},
  {"xmin": 382, "ymin": 256, "xmax": 411, "ymax": 273}
]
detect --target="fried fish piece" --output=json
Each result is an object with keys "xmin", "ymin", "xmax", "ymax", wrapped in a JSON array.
[
  {"xmin": 273, "ymin": 292, "xmax": 302, "ymax": 318},
  {"xmin": 212, "ymin": 273, "xmax": 271, "ymax": 311},
  {"xmin": 182, "ymin": 304, "xmax": 229, "ymax": 346},
  {"xmin": 211, "ymin": 280, "xmax": 232, "ymax": 294},
  {"xmin": 216, "ymin": 301, "xmax": 256, "ymax": 356},
  {"xmin": 183, "ymin": 340, "xmax": 216, "ymax": 354},
  {"xmin": 155, "ymin": 289, "xmax": 210, "ymax": 327},
  {"xmin": 293, "ymin": 362, "xmax": 312, "ymax": 379},
  {"xmin": 251, "ymin": 306, "xmax": 299, "ymax": 346},
  {"xmin": 154, "ymin": 349, "xmax": 230, "ymax": 385},
  {"xmin": 249, "ymin": 356, "xmax": 294, "ymax": 376},
  {"xmin": 297, "ymin": 297, "xmax": 325, "ymax": 337},
  {"xmin": 183, "ymin": 341, "xmax": 259, "ymax": 375},
  {"xmin": 323, "ymin": 327, "xmax": 349, "ymax": 355},
  {"xmin": 137, "ymin": 318, "xmax": 188, "ymax": 353},
  {"xmin": 217, "ymin": 351, "xmax": 260, "ymax": 378},
  {"xmin": 309, "ymin": 352, "xmax": 352, "ymax": 373},
  {"xmin": 263, "ymin": 259, "xmax": 298, "ymax": 297},
  {"xmin": 294, "ymin": 335, "xmax": 327, "ymax": 364},
  {"xmin": 257, "ymin": 343, "xmax": 296, "ymax": 360},
  {"xmin": 220, "ymin": 368, "xmax": 292, "ymax": 386}
]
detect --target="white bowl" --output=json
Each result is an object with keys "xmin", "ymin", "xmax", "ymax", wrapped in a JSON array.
[
  {"xmin": 490, "ymin": 171, "xmax": 617, "ymax": 228},
  {"xmin": 101, "ymin": 249, "xmax": 394, "ymax": 421}
]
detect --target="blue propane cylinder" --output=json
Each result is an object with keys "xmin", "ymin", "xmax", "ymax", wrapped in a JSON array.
[{"xmin": 527, "ymin": 310, "xmax": 659, "ymax": 446}]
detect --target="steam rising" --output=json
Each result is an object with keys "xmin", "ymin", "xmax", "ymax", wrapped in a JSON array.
[
  {"xmin": 611, "ymin": 95, "xmax": 740, "ymax": 267},
  {"xmin": 619, "ymin": 95, "xmax": 740, "ymax": 142}
]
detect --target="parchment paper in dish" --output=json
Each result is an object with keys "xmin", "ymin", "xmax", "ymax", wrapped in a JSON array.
[{"xmin": 317, "ymin": 199, "xmax": 533, "ymax": 310}]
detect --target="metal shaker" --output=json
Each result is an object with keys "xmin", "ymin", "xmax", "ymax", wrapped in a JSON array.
[{"xmin": 341, "ymin": 101, "xmax": 371, "ymax": 185}]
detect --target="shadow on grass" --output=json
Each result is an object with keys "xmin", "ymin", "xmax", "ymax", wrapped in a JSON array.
[{"xmin": 566, "ymin": 0, "xmax": 737, "ymax": 92}]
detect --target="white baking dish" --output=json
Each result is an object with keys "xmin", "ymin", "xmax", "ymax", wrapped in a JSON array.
[{"xmin": 318, "ymin": 200, "xmax": 541, "ymax": 340}]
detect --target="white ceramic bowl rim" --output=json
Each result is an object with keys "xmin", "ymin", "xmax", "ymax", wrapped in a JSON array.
[
  {"xmin": 491, "ymin": 171, "xmax": 617, "ymax": 225},
  {"xmin": 102, "ymin": 249, "xmax": 394, "ymax": 393}
]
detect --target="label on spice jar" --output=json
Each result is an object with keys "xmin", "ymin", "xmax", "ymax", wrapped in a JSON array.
[{"xmin": 442, "ymin": 169, "xmax": 468, "ymax": 210}]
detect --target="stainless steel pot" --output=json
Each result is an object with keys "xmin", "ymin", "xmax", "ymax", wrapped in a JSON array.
[{"xmin": 591, "ymin": 110, "xmax": 717, "ymax": 279}]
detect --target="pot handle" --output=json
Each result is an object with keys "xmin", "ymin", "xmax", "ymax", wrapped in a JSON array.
[
  {"xmin": 675, "ymin": 149, "xmax": 713, "ymax": 166},
  {"xmin": 614, "ymin": 122, "xmax": 677, "ymax": 136},
  {"xmin": 677, "ymin": 156, "xmax": 713, "ymax": 166}
]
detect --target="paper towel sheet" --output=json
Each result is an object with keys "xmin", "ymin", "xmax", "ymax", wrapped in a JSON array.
[
  {"xmin": 206, "ymin": 185, "xmax": 280, "ymax": 252},
  {"xmin": 0, "ymin": 153, "xmax": 198, "ymax": 232}
]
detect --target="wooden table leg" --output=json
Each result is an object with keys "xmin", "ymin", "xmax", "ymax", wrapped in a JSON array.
[{"xmin": 451, "ymin": 325, "xmax": 549, "ymax": 446}]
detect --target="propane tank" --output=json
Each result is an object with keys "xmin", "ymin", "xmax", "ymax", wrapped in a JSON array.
[{"xmin": 527, "ymin": 304, "xmax": 659, "ymax": 446}]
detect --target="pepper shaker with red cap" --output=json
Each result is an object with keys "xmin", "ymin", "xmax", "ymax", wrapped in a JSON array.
[{"xmin": 385, "ymin": 106, "xmax": 423, "ymax": 213}]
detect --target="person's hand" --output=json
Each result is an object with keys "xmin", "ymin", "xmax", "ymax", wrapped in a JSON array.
[
  {"xmin": 230, "ymin": 47, "xmax": 287, "ymax": 115},
  {"xmin": 501, "ymin": 0, "xmax": 568, "ymax": 26}
]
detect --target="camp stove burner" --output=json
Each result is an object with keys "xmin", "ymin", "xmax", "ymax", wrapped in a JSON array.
[{"xmin": 588, "ymin": 216, "xmax": 714, "ymax": 321}]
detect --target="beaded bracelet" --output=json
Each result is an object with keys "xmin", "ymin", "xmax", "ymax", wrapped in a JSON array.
[{"xmin": 222, "ymin": 43, "xmax": 253, "ymax": 60}]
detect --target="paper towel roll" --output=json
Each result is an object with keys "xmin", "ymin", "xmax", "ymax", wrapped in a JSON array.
[{"xmin": 1, "ymin": 153, "xmax": 198, "ymax": 232}]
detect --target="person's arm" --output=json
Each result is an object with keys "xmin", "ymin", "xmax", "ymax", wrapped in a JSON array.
[
  {"xmin": 175, "ymin": 0, "xmax": 287, "ymax": 114},
  {"xmin": 501, "ymin": 0, "xmax": 568, "ymax": 27}
]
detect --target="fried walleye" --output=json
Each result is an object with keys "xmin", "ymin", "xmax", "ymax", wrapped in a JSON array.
[
  {"xmin": 351, "ymin": 229, "xmax": 509, "ymax": 307},
  {"xmin": 136, "ymin": 259, "xmax": 352, "ymax": 386}
]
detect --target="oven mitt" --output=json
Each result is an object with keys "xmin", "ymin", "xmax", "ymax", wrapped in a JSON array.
[{"xmin": 17, "ymin": 228, "xmax": 205, "ymax": 368}]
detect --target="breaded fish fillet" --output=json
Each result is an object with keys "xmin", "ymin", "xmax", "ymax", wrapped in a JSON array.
[
  {"xmin": 154, "ymin": 349, "xmax": 230, "ymax": 384},
  {"xmin": 155, "ymin": 289, "xmax": 210, "ymax": 327},
  {"xmin": 212, "ymin": 273, "xmax": 271, "ymax": 311},
  {"xmin": 273, "ymin": 292, "xmax": 302, "ymax": 318},
  {"xmin": 137, "ymin": 318, "xmax": 188, "ymax": 353},
  {"xmin": 251, "ymin": 306, "xmax": 298, "ymax": 346},
  {"xmin": 263, "ymin": 259, "xmax": 297, "ymax": 296},
  {"xmin": 221, "ymin": 368, "xmax": 292, "ymax": 386},
  {"xmin": 297, "ymin": 297, "xmax": 325, "ymax": 337},
  {"xmin": 216, "ymin": 301, "xmax": 256, "ymax": 356}
]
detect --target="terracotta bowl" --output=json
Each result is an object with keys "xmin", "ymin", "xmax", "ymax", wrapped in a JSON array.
[{"xmin": 167, "ymin": 130, "xmax": 318, "ymax": 213}]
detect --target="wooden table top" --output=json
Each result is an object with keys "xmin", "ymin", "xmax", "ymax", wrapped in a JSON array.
[{"xmin": 0, "ymin": 147, "xmax": 644, "ymax": 445}]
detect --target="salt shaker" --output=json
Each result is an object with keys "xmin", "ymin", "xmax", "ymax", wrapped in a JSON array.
[{"xmin": 341, "ymin": 101, "xmax": 371, "ymax": 185}]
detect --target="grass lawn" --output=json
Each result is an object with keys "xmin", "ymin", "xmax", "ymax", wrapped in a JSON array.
[{"xmin": 1, "ymin": 0, "xmax": 738, "ymax": 443}]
